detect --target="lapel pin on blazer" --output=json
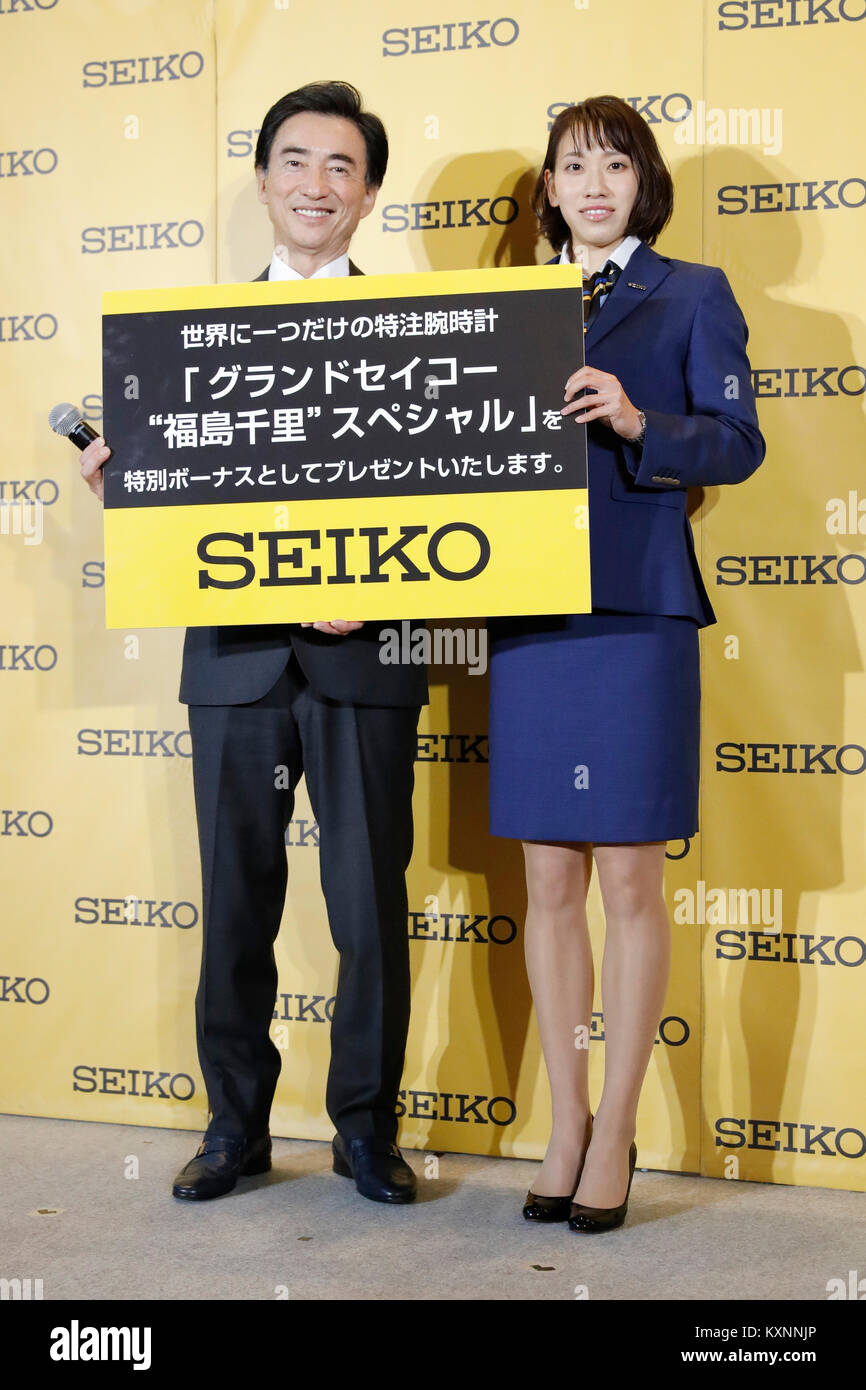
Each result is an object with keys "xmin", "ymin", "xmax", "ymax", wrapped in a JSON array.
[{"xmin": 627, "ymin": 281, "xmax": 647, "ymax": 290}]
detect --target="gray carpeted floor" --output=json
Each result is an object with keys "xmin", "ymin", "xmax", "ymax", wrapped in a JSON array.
[{"xmin": 2, "ymin": 1114, "xmax": 861, "ymax": 1301}]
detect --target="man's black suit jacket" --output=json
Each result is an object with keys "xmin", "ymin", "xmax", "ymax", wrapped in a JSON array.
[{"xmin": 179, "ymin": 261, "xmax": 429, "ymax": 707}]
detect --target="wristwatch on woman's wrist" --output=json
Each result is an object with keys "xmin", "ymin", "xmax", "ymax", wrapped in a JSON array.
[{"xmin": 633, "ymin": 409, "xmax": 647, "ymax": 446}]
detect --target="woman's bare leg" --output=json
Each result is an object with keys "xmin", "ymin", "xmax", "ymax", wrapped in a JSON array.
[
  {"xmin": 522, "ymin": 840, "xmax": 595, "ymax": 1196},
  {"xmin": 572, "ymin": 841, "xmax": 670, "ymax": 1209}
]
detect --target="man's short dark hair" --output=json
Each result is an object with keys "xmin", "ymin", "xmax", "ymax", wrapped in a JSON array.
[
  {"xmin": 533, "ymin": 95, "xmax": 674, "ymax": 252},
  {"xmin": 255, "ymin": 81, "xmax": 388, "ymax": 188}
]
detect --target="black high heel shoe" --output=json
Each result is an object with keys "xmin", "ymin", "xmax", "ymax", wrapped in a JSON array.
[
  {"xmin": 522, "ymin": 1115, "xmax": 593, "ymax": 1223},
  {"xmin": 567, "ymin": 1140, "xmax": 637, "ymax": 1234}
]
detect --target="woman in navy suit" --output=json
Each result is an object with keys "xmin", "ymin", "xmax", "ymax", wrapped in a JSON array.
[{"xmin": 488, "ymin": 96, "xmax": 765, "ymax": 1232}]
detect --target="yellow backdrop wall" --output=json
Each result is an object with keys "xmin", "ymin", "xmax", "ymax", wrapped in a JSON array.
[{"xmin": 1, "ymin": 0, "xmax": 863, "ymax": 1192}]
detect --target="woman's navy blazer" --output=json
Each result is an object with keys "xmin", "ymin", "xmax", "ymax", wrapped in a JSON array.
[{"xmin": 558, "ymin": 240, "xmax": 765, "ymax": 626}]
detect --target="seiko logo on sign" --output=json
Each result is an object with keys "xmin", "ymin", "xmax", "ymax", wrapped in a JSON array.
[
  {"xmin": 82, "ymin": 52, "xmax": 204, "ymax": 86},
  {"xmin": 548, "ymin": 95, "xmax": 691, "ymax": 128},
  {"xmin": 715, "ymin": 1118, "xmax": 866, "ymax": 1158},
  {"xmin": 415, "ymin": 732, "xmax": 487, "ymax": 762},
  {"xmin": 717, "ymin": 555, "xmax": 866, "ymax": 585},
  {"xmin": 73, "ymin": 1066, "xmax": 195, "ymax": 1099},
  {"xmin": 0, "ymin": 644, "xmax": 57, "ymax": 670},
  {"xmin": 382, "ymin": 198, "xmax": 518, "ymax": 232},
  {"xmin": 718, "ymin": 1, "xmax": 866, "ymax": 28},
  {"xmin": 395, "ymin": 1090, "xmax": 516, "ymax": 1125},
  {"xmin": 409, "ymin": 910, "xmax": 517, "ymax": 943},
  {"xmin": 77, "ymin": 729, "xmax": 191, "ymax": 757},
  {"xmin": 382, "ymin": 19, "xmax": 519, "ymax": 55},
  {"xmin": 74, "ymin": 897, "xmax": 199, "ymax": 929},
  {"xmin": 0, "ymin": 315, "xmax": 57, "ymax": 341},
  {"xmin": 0, "ymin": 0, "xmax": 59, "ymax": 12},
  {"xmin": 716, "ymin": 930, "xmax": 866, "ymax": 966},
  {"xmin": 197, "ymin": 523, "xmax": 489, "ymax": 590},
  {"xmin": 716, "ymin": 743, "xmax": 866, "ymax": 773},
  {"xmin": 0, "ymin": 148, "xmax": 57, "ymax": 177},
  {"xmin": 718, "ymin": 180, "xmax": 866, "ymax": 213},
  {"xmin": 1, "ymin": 976, "xmax": 49, "ymax": 1003},
  {"xmin": 81, "ymin": 222, "xmax": 205, "ymax": 254},
  {"xmin": 273, "ymin": 993, "xmax": 334, "ymax": 1022},
  {"xmin": 753, "ymin": 366, "xmax": 866, "ymax": 397},
  {"xmin": 1, "ymin": 810, "xmax": 52, "ymax": 837},
  {"xmin": 0, "ymin": 480, "xmax": 58, "ymax": 504}
]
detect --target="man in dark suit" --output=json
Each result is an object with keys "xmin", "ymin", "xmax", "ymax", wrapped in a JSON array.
[{"xmin": 81, "ymin": 82, "xmax": 427, "ymax": 1205}]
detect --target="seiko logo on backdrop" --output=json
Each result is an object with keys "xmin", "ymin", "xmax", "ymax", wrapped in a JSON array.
[
  {"xmin": 716, "ymin": 930, "xmax": 866, "ymax": 966},
  {"xmin": 666, "ymin": 838, "xmax": 692, "ymax": 860},
  {"xmin": 0, "ymin": 315, "xmax": 57, "ymax": 341},
  {"xmin": 592, "ymin": 1012, "xmax": 690, "ymax": 1046},
  {"xmin": 226, "ymin": 129, "xmax": 261, "ymax": 159},
  {"xmin": 284, "ymin": 819, "xmax": 319, "ymax": 847},
  {"xmin": 416, "ymin": 733, "xmax": 487, "ymax": 762},
  {"xmin": 548, "ymin": 95, "xmax": 692, "ymax": 129},
  {"xmin": 77, "ymin": 729, "xmax": 191, "ymax": 758},
  {"xmin": 82, "ymin": 52, "xmax": 205, "ymax": 87},
  {"xmin": 273, "ymin": 993, "xmax": 334, "ymax": 1022},
  {"xmin": 1, "ymin": 976, "xmax": 49, "ymax": 1003},
  {"xmin": 718, "ymin": 180, "xmax": 866, "ymax": 213},
  {"xmin": 409, "ymin": 911, "xmax": 517, "ymax": 944},
  {"xmin": 717, "ymin": 555, "xmax": 866, "ymax": 584},
  {"xmin": 0, "ymin": 148, "xmax": 57, "ymax": 177},
  {"xmin": 716, "ymin": 743, "xmax": 866, "ymax": 773},
  {"xmin": 752, "ymin": 366, "xmax": 866, "ymax": 397},
  {"xmin": 0, "ymin": 645, "xmax": 57, "ymax": 670},
  {"xmin": 382, "ymin": 19, "xmax": 519, "ymax": 55},
  {"xmin": 382, "ymin": 198, "xmax": 518, "ymax": 232},
  {"xmin": 0, "ymin": 0, "xmax": 59, "ymax": 13},
  {"xmin": 395, "ymin": 1091, "xmax": 516, "ymax": 1125},
  {"xmin": 0, "ymin": 480, "xmax": 58, "ymax": 503},
  {"xmin": 82, "ymin": 561, "xmax": 104, "ymax": 588},
  {"xmin": 715, "ymin": 1118, "xmax": 866, "ymax": 1158},
  {"xmin": 718, "ymin": 1, "xmax": 866, "ymax": 28},
  {"xmin": 1, "ymin": 810, "xmax": 52, "ymax": 837},
  {"xmin": 73, "ymin": 1066, "xmax": 195, "ymax": 1099},
  {"xmin": 81, "ymin": 222, "xmax": 205, "ymax": 254},
  {"xmin": 74, "ymin": 898, "xmax": 199, "ymax": 928}
]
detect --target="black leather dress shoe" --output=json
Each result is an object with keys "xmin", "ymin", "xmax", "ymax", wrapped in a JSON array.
[
  {"xmin": 332, "ymin": 1134, "xmax": 417, "ymax": 1203},
  {"xmin": 172, "ymin": 1133, "xmax": 271, "ymax": 1201}
]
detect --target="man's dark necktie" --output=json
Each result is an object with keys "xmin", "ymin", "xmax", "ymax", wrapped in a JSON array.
[{"xmin": 583, "ymin": 261, "xmax": 620, "ymax": 334}]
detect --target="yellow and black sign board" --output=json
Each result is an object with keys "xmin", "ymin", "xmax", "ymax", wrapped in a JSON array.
[{"xmin": 102, "ymin": 265, "xmax": 589, "ymax": 626}]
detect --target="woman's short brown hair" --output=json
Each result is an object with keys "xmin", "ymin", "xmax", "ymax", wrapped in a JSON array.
[{"xmin": 533, "ymin": 95, "xmax": 674, "ymax": 253}]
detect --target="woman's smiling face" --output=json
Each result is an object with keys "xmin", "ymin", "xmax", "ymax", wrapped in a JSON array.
[{"xmin": 544, "ymin": 129, "xmax": 640, "ymax": 261}]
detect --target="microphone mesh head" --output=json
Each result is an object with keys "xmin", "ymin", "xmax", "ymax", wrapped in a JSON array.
[{"xmin": 49, "ymin": 403, "xmax": 82, "ymax": 436}]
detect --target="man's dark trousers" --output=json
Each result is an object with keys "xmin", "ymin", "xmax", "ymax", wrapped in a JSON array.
[{"xmin": 181, "ymin": 618, "xmax": 428, "ymax": 1145}]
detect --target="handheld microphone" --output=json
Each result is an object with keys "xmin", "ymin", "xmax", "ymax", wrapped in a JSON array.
[{"xmin": 48, "ymin": 403, "xmax": 100, "ymax": 452}]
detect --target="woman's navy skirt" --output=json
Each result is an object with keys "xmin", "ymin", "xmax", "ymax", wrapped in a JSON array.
[{"xmin": 488, "ymin": 611, "xmax": 700, "ymax": 843}]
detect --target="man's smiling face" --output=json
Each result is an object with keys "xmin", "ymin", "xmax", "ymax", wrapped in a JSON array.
[{"xmin": 256, "ymin": 110, "xmax": 378, "ymax": 274}]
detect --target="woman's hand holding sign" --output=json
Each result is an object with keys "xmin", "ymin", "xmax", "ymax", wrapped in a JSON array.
[{"xmin": 562, "ymin": 365, "xmax": 643, "ymax": 441}]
